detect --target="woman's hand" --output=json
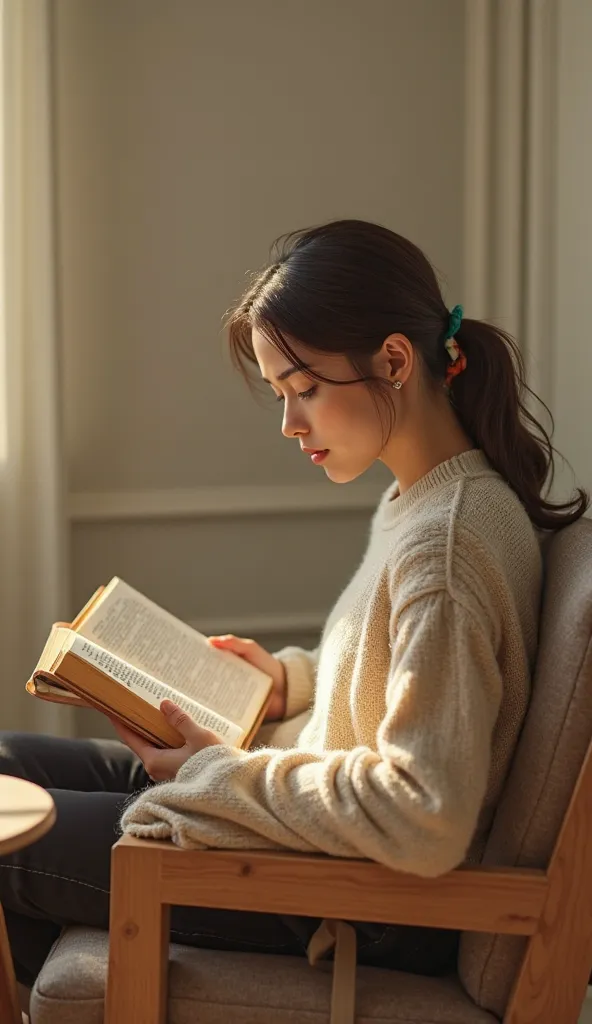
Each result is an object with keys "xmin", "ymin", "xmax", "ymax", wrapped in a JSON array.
[
  {"xmin": 109, "ymin": 699, "xmax": 222, "ymax": 782},
  {"xmin": 208, "ymin": 634, "xmax": 287, "ymax": 721}
]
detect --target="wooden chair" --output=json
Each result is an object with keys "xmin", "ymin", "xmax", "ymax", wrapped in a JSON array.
[
  {"xmin": 27, "ymin": 519, "xmax": 592, "ymax": 1024},
  {"xmin": 105, "ymin": 754, "xmax": 592, "ymax": 1024}
]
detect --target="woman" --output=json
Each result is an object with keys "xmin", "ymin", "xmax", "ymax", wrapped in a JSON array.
[{"xmin": 0, "ymin": 219, "xmax": 587, "ymax": 988}]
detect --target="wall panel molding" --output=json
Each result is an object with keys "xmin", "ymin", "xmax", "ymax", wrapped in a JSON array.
[
  {"xmin": 188, "ymin": 610, "xmax": 325, "ymax": 639},
  {"xmin": 68, "ymin": 483, "xmax": 385, "ymax": 523}
]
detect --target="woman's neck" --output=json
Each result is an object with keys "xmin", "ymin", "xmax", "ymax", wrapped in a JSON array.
[{"xmin": 380, "ymin": 392, "xmax": 474, "ymax": 494}]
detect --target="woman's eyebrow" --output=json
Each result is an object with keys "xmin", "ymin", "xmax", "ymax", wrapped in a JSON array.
[{"xmin": 261, "ymin": 365, "xmax": 302, "ymax": 384}]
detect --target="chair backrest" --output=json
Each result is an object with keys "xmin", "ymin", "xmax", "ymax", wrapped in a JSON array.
[{"xmin": 458, "ymin": 517, "xmax": 592, "ymax": 1018}]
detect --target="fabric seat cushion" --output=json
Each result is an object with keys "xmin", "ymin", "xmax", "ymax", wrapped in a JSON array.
[{"xmin": 31, "ymin": 925, "xmax": 497, "ymax": 1024}]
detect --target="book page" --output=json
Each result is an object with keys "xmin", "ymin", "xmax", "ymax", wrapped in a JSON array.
[
  {"xmin": 77, "ymin": 579, "xmax": 271, "ymax": 730},
  {"xmin": 69, "ymin": 635, "xmax": 243, "ymax": 745},
  {"xmin": 31, "ymin": 624, "xmax": 69, "ymax": 680}
]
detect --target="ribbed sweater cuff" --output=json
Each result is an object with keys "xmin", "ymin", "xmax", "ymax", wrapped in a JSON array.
[{"xmin": 275, "ymin": 646, "xmax": 316, "ymax": 720}]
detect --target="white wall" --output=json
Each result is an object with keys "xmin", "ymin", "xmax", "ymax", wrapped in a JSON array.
[
  {"xmin": 54, "ymin": 0, "xmax": 465, "ymax": 495},
  {"xmin": 52, "ymin": 0, "xmax": 466, "ymax": 737}
]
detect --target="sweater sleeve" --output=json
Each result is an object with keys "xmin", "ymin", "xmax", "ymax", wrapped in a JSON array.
[
  {"xmin": 121, "ymin": 593, "xmax": 502, "ymax": 877},
  {"xmin": 273, "ymin": 644, "xmax": 319, "ymax": 719}
]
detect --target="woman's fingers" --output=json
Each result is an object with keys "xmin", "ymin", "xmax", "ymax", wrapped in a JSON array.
[
  {"xmin": 109, "ymin": 703, "xmax": 222, "ymax": 783},
  {"xmin": 208, "ymin": 634, "xmax": 252, "ymax": 651},
  {"xmin": 160, "ymin": 700, "xmax": 219, "ymax": 748},
  {"xmin": 208, "ymin": 634, "xmax": 285, "ymax": 692}
]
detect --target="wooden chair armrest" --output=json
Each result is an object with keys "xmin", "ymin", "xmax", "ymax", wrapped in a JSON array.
[{"xmin": 111, "ymin": 833, "xmax": 547, "ymax": 936}]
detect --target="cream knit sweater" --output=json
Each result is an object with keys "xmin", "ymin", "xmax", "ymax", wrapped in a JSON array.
[{"xmin": 122, "ymin": 450, "xmax": 543, "ymax": 876}]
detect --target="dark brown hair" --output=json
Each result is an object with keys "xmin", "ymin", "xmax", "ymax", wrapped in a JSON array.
[{"xmin": 227, "ymin": 219, "xmax": 588, "ymax": 531}]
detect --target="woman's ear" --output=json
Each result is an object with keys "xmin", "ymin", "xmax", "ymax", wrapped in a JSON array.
[{"xmin": 380, "ymin": 333, "xmax": 414, "ymax": 384}]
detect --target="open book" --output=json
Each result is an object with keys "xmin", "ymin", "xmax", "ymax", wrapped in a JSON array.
[{"xmin": 27, "ymin": 578, "xmax": 273, "ymax": 749}]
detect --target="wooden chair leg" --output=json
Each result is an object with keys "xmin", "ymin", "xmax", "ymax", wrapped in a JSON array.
[
  {"xmin": 0, "ymin": 903, "xmax": 21, "ymax": 1024},
  {"xmin": 105, "ymin": 842, "xmax": 170, "ymax": 1024}
]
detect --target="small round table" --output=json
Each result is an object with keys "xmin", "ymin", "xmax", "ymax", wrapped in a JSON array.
[{"xmin": 0, "ymin": 775, "xmax": 56, "ymax": 1023}]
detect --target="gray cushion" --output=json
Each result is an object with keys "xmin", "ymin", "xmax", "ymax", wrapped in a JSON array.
[
  {"xmin": 459, "ymin": 518, "xmax": 592, "ymax": 1016},
  {"xmin": 31, "ymin": 926, "xmax": 497, "ymax": 1024}
]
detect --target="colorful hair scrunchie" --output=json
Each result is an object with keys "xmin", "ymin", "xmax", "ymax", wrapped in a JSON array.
[{"xmin": 444, "ymin": 304, "xmax": 466, "ymax": 386}]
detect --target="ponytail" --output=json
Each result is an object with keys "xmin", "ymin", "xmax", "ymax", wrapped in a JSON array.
[{"xmin": 449, "ymin": 319, "xmax": 588, "ymax": 530}]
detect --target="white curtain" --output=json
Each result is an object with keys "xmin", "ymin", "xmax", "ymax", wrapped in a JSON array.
[
  {"xmin": 463, "ymin": 0, "xmax": 556, "ymax": 409},
  {"xmin": 0, "ymin": 0, "xmax": 72, "ymax": 735}
]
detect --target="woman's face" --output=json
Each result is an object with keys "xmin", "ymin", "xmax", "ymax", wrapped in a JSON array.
[{"xmin": 252, "ymin": 328, "xmax": 390, "ymax": 483}]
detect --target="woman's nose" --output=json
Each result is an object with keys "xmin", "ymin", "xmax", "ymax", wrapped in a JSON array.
[{"xmin": 281, "ymin": 404, "xmax": 307, "ymax": 439}]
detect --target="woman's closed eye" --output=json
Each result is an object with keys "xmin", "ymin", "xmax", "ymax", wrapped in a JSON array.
[{"xmin": 275, "ymin": 385, "xmax": 318, "ymax": 403}]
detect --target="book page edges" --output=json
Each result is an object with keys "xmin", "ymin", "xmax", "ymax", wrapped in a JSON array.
[
  {"xmin": 27, "ymin": 666, "xmax": 195, "ymax": 748},
  {"xmin": 34, "ymin": 645, "xmax": 253, "ymax": 751},
  {"xmin": 241, "ymin": 689, "xmax": 272, "ymax": 749},
  {"xmin": 27, "ymin": 625, "xmax": 184, "ymax": 746},
  {"xmin": 51, "ymin": 649, "xmax": 187, "ymax": 748},
  {"xmin": 70, "ymin": 583, "xmax": 108, "ymax": 631},
  {"xmin": 27, "ymin": 624, "xmax": 74, "ymax": 688},
  {"xmin": 26, "ymin": 676, "xmax": 88, "ymax": 707},
  {"xmin": 69, "ymin": 578, "xmax": 122, "ymax": 633}
]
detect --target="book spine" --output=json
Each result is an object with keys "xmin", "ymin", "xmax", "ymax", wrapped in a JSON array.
[{"xmin": 69, "ymin": 636, "xmax": 243, "ymax": 745}]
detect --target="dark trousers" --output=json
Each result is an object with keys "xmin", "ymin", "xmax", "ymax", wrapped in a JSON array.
[{"xmin": 0, "ymin": 731, "xmax": 458, "ymax": 986}]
